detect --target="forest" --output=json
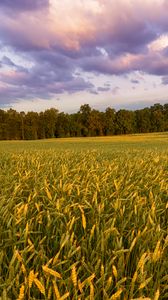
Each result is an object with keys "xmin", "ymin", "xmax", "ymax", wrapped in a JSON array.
[{"xmin": 0, "ymin": 103, "xmax": 168, "ymax": 140}]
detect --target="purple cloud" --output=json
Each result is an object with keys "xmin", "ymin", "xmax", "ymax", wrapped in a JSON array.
[
  {"xmin": 0, "ymin": 0, "xmax": 49, "ymax": 12},
  {"xmin": 162, "ymin": 76, "xmax": 168, "ymax": 85},
  {"xmin": 136, "ymin": 53, "xmax": 168, "ymax": 76},
  {"xmin": 103, "ymin": 21, "xmax": 157, "ymax": 57},
  {"xmin": 0, "ymin": 0, "xmax": 168, "ymax": 107},
  {"xmin": 0, "ymin": 56, "xmax": 28, "ymax": 73},
  {"xmin": 79, "ymin": 55, "xmax": 134, "ymax": 75},
  {"xmin": 0, "ymin": 53, "xmax": 94, "ymax": 104},
  {"xmin": 97, "ymin": 86, "xmax": 111, "ymax": 92},
  {"xmin": 104, "ymin": 82, "xmax": 111, "ymax": 87},
  {"xmin": 0, "ymin": 76, "xmax": 94, "ymax": 104},
  {"xmin": 1, "ymin": 56, "xmax": 15, "ymax": 66},
  {"xmin": 131, "ymin": 79, "xmax": 139, "ymax": 84}
]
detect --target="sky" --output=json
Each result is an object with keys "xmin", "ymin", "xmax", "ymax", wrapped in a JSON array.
[{"xmin": 0, "ymin": 0, "xmax": 168, "ymax": 113}]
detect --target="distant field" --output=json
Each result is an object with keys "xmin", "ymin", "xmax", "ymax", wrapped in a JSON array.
[{"xmin": 0, "ymin": 133, "xmax": 168, "ymax": 299}]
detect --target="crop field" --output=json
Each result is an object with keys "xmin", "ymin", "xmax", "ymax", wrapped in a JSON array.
[{"xmin": 0, "ymin": 133, "xmax": 168, "ymax": 300}]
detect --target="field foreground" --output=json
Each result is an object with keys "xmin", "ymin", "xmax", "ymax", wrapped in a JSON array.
[{"xmin": 0, "ymin": 134, "xmax": 168, "ymax": 299}]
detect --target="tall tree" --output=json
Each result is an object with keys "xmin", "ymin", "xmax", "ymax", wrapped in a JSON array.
[
  {"xmin": 163, "ymin": 104, "xmax": 168, "ymax": 131},
  {"xmin": 0, "ymin": 102, "xmax": 167, "ymax": 140},
  {"xmin": 24, "ymin": 112, "xmax": 39, "ymax": 140},
  {"xmin": 103, "ymin": 107, "xmax": 116, "ymax": 135},
  {"xmin": 150, "ymin": 104, "xmax": 165, "ymax": 132},
  {"xmin": 69, "ymin": 113, "xmax": 81, "ymax": 137},
  {"xmin": 20, "ymin": 111, "xmax": 25, "ymax": 140},
  {"xmin": 135, "ymin": 108, "xmax": 151, "ymax": 133},
  {"xmin": 88, "ymin": 109, "xmax": 104, "ymax": 136},
  {"xmin": 55, "ymin": 113, "xmax": 70, "ymax": 137},
  {"xmin": 115, "ymin": 109, "xmax": 136, "ymax": 134},
  {"xmin": 43, "ymin": 108, "xmax": 58, "ymax": 138},
  {"xmin": 6, "ymin": 109, "xmax": 21, "ymax": 140},
  {"xmin": 79, "ymin": 104, "xmax": 92, "ymax": 136},
  {"xmin": 0, "ymin": 109, "xmax": 7, "ymax": 140}
]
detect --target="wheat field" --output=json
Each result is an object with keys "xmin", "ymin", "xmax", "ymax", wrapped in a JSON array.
[{"xmin": 0, "ymin": 134, "xmax": 168, "ymax": 299}]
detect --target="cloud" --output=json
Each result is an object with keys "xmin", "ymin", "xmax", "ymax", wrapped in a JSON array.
[
  {"xmin": 131, "ymin": 79, "xmax": 140, "ymax": 84},
  {"xmin": 0, "ymin": 0, "xmax": 166, "ymax": 54},
  {"xmin": 135, "ymin": 52, "xmax": 168, "ymax": 76},
  {"xmin": 1, "ymin": 56, "xmax": 16, "ymax": 67},
  {"xmin": 0, "ymin": 56, "xmax": 28, "ymax": 73},
  {"xmin": 0, "ymin": 0, "xmax": 49, "ymax": 12},
  {"xmin": 162, "ymin": 76, "xmax": 168, "ymax": 85},
  {"xmin": 0, "ymin": 53, "xmax": 94, "ymax": 104},
  {"xmin": 97, "ymin": 86, "xmax": 111, "ymax": 92},
  {"xmin": 104, "ymin": 82, "xmax": 111, "ymax": 87},
  {"xmin": 0, "ymin": 0, "xmax": 168, "ymax": 106},
  {"xmin": 0, "ymin": 85, "xmax": 29, "ymax": 104},
  {"xmin": 112, "ymin": 87, "xmax": 120, "ymax": 95}
]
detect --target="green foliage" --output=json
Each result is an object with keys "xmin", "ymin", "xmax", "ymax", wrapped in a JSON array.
[{"xmin": 0, "ymin": 103, "xmax": 168, "ymax": 140}]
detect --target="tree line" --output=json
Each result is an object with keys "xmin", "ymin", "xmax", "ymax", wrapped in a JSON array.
[{"xmin": 0, "ymin": 103, "xmax": 168, "ymax": 140}]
